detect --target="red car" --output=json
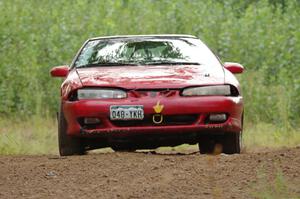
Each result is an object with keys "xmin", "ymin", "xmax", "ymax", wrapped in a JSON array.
[{"xmin": 50, "ymin": 35, "xmax": 244, "ymax": 156}]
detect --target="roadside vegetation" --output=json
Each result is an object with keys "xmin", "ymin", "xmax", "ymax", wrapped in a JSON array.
[
  {"xmin": 0, "ymin": 0, "xmax": 299, "ymax": 154},
  {"xmin": 252, "ymin": 167, "xmax": 300, "ymax": 199}
]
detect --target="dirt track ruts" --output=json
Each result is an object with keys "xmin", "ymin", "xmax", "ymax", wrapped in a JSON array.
[{"xmin": 0, "ymin": 147, "xmax": 299, "ymax": 199}]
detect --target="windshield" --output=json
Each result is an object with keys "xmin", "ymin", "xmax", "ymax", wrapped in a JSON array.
[{"xmin": 74, "ymin": 37, "xmax": 221, "ymax": 68}]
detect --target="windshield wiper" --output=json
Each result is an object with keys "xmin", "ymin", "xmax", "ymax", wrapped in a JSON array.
[
  {"xmin": 77, "ymin": 62, "xmax": 139, "ymax": 68},
  {"xmin": 143, "ymin": 61, "xmax": 201, "ymax": 65}
]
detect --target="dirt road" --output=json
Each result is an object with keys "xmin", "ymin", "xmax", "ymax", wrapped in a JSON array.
[{"xmin": 0, "ymin": 147, "xmax": 299, "ymax": 199}]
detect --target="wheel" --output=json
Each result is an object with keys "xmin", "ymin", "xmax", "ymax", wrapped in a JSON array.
[
  {"xmin": 198, "ymin": 135, "xmax": 216, "ymax": 154},
  {"xmin": 58, "ymin": 106, "xmax": 84, "ymax": 156},
  {"xmin": 221, "ymin": 131, "xmax": 242, "ymax": 154},
  {"xmin": 222, "ymin": 113, "xmax": 243, "ymax": 154}
]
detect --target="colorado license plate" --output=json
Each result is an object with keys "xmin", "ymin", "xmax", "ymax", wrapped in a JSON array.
[{"xmin": 110, "ymin": 105, "xmax": 144, "ymax": 120}]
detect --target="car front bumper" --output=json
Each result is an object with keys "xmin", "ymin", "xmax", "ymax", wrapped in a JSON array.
[{"xmin": 62, "ymin": 96, "xmax": 243, "ymax": 137}]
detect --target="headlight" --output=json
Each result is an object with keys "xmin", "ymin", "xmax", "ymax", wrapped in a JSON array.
[
  {"xmin": 182, "ymin": 85, "xmax": 231, "ymax": 96},
  {"xmin": 77, "ymin": 88, "xmax": 127, "ymax": 99}
]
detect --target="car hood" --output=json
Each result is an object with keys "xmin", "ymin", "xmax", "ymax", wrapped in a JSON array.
[{"xmin": 76, "ymin": 65, "xmax": 225, "ymax": 89}]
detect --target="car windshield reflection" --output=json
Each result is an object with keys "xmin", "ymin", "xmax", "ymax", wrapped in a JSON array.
[{"xmin": 75, "ymin": 37, "xmax": 220, "ymax": 68}]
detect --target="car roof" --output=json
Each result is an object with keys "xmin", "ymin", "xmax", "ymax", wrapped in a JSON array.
[{"xmin": 88, "ymin": 34, "xmax": 197, "ymax": 41}]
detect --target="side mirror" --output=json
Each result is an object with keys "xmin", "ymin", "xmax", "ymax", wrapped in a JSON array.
[
  {"xmin": 224, "ymin": 62, "xmax": 244, "ymax": 74},
  {"xmin": 50, "ymin": 65, "xmax": 69, "ymax": 77}
]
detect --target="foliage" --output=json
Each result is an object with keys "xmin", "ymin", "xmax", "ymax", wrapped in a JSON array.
[
  {"xmin": 252, "ymin": 167, "xmax": 300, "ymax": 199},
  {"xmin": 0, "ymin": 117, "xmax": 57, "ymax": 154},
  {"xmin": 0, "ymin": 0, "xmax": 299, "ymax": 129}
]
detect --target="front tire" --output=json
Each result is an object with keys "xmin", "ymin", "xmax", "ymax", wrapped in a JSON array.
[
  {"xmin": 58, "ymin": 106, "xmax": 84, "ymax": 156},
  {"xmin": 198, "ymin": 135, "xmax": 216, "ymax": 154},
  {"xmin": 198, "ymin": 132, "xmax": 242, "ymax": 155},
  {"xmin": 222, "ymin": 132, "xmax": 242, "ymax": 154}
]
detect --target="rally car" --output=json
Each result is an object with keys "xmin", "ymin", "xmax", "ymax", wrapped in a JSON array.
[{"xmin": 50, "ymin": 35, "xmax": 244, "ymax": 156}]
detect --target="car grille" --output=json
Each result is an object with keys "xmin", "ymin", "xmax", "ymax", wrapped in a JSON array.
[
  {"xmin": 129, "ymin": 89, "xmax": 178, "ymax": 98},
  {"xmin": 111, "ymin": 114, "xmax": 198, "ymax": 127}
]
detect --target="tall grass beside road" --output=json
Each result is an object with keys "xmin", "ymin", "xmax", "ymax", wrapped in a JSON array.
[
  {"xmin": 0, "ymin": 117, "xmax": 57, "ymax": 155},
  {"xmin": 244, "ymin": 123, "xmax": 300, "ymax": 151}
]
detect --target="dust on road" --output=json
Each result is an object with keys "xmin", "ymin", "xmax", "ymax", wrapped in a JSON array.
[{"xmin": 0, "ymin": 147, "xmax": 299, "ymax": 199}]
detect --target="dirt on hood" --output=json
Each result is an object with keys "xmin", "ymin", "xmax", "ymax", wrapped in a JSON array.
[{"xmin": 0, "ymin": 147, "xmax": 299, "ymax": 199}]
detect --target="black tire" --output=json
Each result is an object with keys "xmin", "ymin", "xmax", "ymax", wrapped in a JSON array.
[
  {"xmin": 58, "ymin": 106, "xmax": 84, "ymax": 156},
  {"xmin": 221, "ymin": 132, "xmax": 242, "ymax": 154},
  {"xmin": 222, "ymin": 113, "xmax": 243, "ymax": 154},
  {"xmin": 198, "ymin": 135, "xmax": 216, "ymax": 154}
]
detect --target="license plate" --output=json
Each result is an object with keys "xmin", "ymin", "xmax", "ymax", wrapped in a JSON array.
[{"xmin": 110, "ymin": 105, "xmax": 144, "ymax": 120}]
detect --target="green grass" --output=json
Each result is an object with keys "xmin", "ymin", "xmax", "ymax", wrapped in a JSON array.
[
  {"xmin": 244, "ymin": 123, "xmax": 300, "ymax": 151},
  {"xmin": 252, "ymin": 168, "xmax": 300, "ymax": 199},
  {"xmin": 0, "ymin": 117, "xmax": 57, "ymax": 155},
  {"xmin": 0, "ymin": 118, "xmax": 299, "ymax": 155}
]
